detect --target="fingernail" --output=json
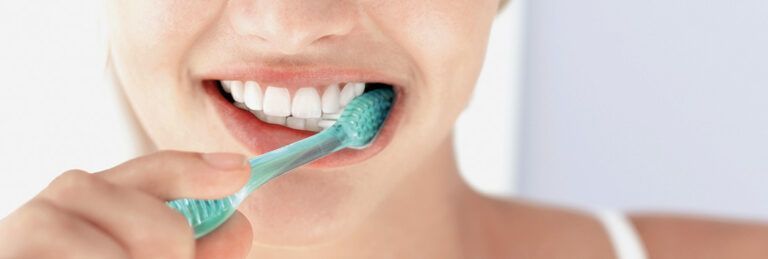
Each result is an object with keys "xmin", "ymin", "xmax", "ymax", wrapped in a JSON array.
[{"xmin": 202, "ymin": 152, "xmax": 247, "ymax": 170}]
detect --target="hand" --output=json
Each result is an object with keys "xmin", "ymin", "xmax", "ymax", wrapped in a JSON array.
[{"xmin": 0, "ymin": 151, "xmax": 254, "ymax": 258}]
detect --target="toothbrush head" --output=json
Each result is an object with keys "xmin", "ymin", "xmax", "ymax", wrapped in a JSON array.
[{"xmin": 336, "ymin": 88, "xmax": 395, "ymax": 148}]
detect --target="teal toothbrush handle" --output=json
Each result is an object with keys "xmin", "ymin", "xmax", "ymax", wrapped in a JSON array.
[{"xmin": 167, "ymin": 126, "xmax": 349, "ymax": 238}]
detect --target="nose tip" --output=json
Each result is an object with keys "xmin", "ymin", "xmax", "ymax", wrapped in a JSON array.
[
  {"xmin": 246, "ymin": 16, "xmax": 350, "ymax": 54},
  {"xmin": 228, "ymin": 1, "xmax": 355, "ymax": 54}
]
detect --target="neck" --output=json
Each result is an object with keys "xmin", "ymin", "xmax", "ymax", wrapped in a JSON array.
[{"xmin": 249, "ymin": 134, "xmax": 480, "ymax": 258}]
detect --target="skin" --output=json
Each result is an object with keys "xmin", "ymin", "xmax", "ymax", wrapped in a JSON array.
[{"xmin": 2, "ymin": 0, "xmax": 768, "ymax": 258}]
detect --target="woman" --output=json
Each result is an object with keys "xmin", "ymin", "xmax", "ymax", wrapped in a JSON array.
[{"xmin": 2, "ymin": 0, "xmax": 767, "ymax": 258}]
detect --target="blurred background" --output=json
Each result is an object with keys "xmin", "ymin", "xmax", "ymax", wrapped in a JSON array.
[{"xmin": 1, "ymin": 0, "xmax": 767, "ymax": 221}]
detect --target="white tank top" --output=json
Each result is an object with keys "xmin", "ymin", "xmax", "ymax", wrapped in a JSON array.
[{"xmin": 594, "ymin": 210, "xmax": 648, "ymax": 259}]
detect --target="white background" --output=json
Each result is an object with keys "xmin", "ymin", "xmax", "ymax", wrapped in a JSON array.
[
  {"xmin": 0, "ymin": 1, "xmax": 140, "ymax": 217},
  {"xmin": 0, "ymin": 1, "xmax": 521, "ymax": 216},
  {"xmin": 520, "ymin": 0, "xmax": 768, "ymax": 219}
]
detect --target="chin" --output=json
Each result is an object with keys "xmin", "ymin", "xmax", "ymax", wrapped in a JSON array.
[{"xmin": 237, "ymin": 166, "xmax": 372, "ymax": 246}]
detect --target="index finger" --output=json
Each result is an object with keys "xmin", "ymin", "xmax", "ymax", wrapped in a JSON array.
[{"xmin": 96, "ymin": 151, "xmax": 250, "ymax": 200}]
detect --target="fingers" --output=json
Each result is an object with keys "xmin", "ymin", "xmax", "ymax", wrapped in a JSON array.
[
  {"xmin": 2, "ymin": 151, "xmax": 255, "ymax": 258},
  {"xmin": 38, "ymin": 170, "xmax": 194, "ymax": 258},
  {"xmin": 0, "ymin": 199, "xmax": 128, "ymax": 259},
  {"xmin": 96, "ymin": 151, "xmax": 250, "ymax": 200},
  {"xmin": 195, "ymin": 211, "xmax": 254, "ymax": 259}
]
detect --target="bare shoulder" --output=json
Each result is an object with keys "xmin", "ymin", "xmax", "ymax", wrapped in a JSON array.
[
  {"xmin": 468, "ymin": 197, "xmax": 615, "ymax": 259},
  {"xmin": 631, "ymin": 214, "xmax": 768, "ymax": 259}
]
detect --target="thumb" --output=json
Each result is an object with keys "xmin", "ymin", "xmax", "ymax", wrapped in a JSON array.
[{"xmin": 195, "ymin": 211, "xmax": 253, "ymax": 259}]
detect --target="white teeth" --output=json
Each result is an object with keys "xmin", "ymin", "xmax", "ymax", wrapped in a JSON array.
[
  {"xmin": 263, "ymin": 86, "xmax": 291, "ymax": 117},
  {"xmin": 265, "ymin": 115, "xmax": 287, "ymax": 126},
  {"xmin": 222, "ymin": 81, "xmax": 232, "ymax": 93},
  {"xmin": 243, "ymin": 81, "xmax": 263, "ymax": 111},
  {"xmin": 230, "ymin": 81, "xmax": 245, "ymax": 103},
  {"xmin": 322, "ymin": 113, "xmax": 341, "ymax": 120},
  {"xmin": 305, "ymin": 118, "xmax": 322, "ymax": 132},
  {"xmin": 318, "ymin": 119, "xmax": 337, "ymax": 129},
  {"xmin": 291, "ymin": 88, "xmax": 322, "ymax": 119},
  {"xmin": 286, "ymin": 117, "xmax": 306, "ymax": 130},
  {"xmin": 353, "ymin": 82, "xmax": 365, "ymax": 96},
  {"xmin": 339, "ymin": 83, "xmax": 357, "ymax": 107},
  {"xmin": 253, "ymin": 111, "xmax": 267, "ymax": 121},
  {"xmin": 221, "ymin": 80, "xmax": 380, "ymax": 132},
  {"xmin": 321, "ymin": 84, "xmax": 341, "ymax": 114}
]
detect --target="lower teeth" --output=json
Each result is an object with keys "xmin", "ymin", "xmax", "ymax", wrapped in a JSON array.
[{"xmin": 231, "ymin": 102, "xmax": 335, "ymax": 132}]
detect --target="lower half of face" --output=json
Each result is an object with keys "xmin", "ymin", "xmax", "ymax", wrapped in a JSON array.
[{"xmin": 108, "ymin": 0, "xmax": 499, "ymax": 246}]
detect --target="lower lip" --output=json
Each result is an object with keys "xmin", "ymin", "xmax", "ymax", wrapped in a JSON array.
[{"xmin": 203, "ymin": 81, "xmax": 402, "ymax": 168}]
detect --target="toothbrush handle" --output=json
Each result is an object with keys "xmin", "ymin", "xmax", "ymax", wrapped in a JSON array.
[
  {"xmin": 167, "ymin": 127, "xmax": 349, "ymax": 238},
  {"xmin": 241, "ymin": 127, "xmax": 348, "ymax": 193}
]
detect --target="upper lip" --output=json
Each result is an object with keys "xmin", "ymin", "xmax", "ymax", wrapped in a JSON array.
[{"xmin": 195, "ymin": 63, "xmax": 409, "ymax": 91}]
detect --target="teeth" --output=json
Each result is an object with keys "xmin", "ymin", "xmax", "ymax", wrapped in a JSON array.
[
  {"xmin": 321, "ymin": 84, "xmax": 341, "ymax": 114},
  {"xmin": 353, "ymin": 82, "xmax": 365, "ymax": 96},
  {"xmin": 339, "ymin": 83, "xmax": 357, "ymax": 107},
  {"xmin": 322, "ymin": 113, "xmax": 341, "ymax": 120},
  {"xmin": 243, "ymin": 81, "xmax": 263, "ymax": 111},
  {"xmin": 230, "ymin": 81, "xmax": 245, "ymax": 103},
  {"xmin": 263, "ymin": 86, "xmax": 291, "ymax": 117},
  {"xmin": 221, "ymin": 80, "xmax": 378, "ymax": 132},
  {"xmin": 291, "ymin": 88, "xmax": 322, "ymax": 119},
  {"xmin": 222, "ymin": 81, "xmax": 232, "ymax": 93},
  {"xmin": 286, "ymin": 117, "xmax": 306, "ymax": 130},
  {"xmin": 318, "ymin": 119, "xmax": 337, "ymax": 129},
  {"xmin": 265, "ymin": 115, "xmax": 287, "ymax": 126},
  {"xmin": 305, "ymin": 118, "xmax": 322, "ymax": 132},
  {"xmin": 253, "ymin": 110, "xmax": 267, "ymax": 121}
]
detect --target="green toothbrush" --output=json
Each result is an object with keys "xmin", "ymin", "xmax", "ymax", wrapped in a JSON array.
[{"xmin": 167, "ymin": 88, "xmax": 394, "ymax": 238}]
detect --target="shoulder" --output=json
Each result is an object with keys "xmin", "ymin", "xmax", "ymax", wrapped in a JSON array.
[
  {"xmin": 469, "ymin": 198, "xmax": 616, "ymax": 259},
  {"xmin": 631, "ymin": 214, "xmax": 768, "ymax": 259}
]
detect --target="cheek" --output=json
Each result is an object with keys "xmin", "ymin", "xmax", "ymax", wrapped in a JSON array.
[
  {"xmin": 368, "ymin": 1, "xmax": 498, "ymax": 119},
  {"xmin": 106, "ymin": 0, "xmax": 226, "ymax": 148},
  {"xmin": 108, "ymin": 1, "xmax": 221, "ymax": 42},
  {"xmin": 107, "ymin": 1, "xmax": 222, "ymax": 72}
]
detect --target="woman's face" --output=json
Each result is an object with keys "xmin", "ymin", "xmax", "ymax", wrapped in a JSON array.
[{"xmin": 107, "ymin": 0, "xmax": 500, "ymax": 246}]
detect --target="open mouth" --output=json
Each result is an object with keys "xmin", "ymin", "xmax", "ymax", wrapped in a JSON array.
[
  {"xmin": 220, "ymin": 81, "xmax": 393, "ymax": 132},
  {"xmin": 203, "ymin": 78, "xmax": 401, "ymax": 168}
]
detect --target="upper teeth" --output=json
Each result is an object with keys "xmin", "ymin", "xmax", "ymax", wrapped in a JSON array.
[
  {"xmin": 243, "ymin": 81, "xmax": 263, "ymax": 111},
  {"xmin": 221, "ymin": 81, "xmax": 367, "ymax": 132}
]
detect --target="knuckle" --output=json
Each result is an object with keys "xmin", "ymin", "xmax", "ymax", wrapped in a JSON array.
[
  {"xmin": 57, "ymin": 169, "xmax": 91, "ymax": 182},
  {"xmin": 53, "ymin": 169, "xmax": 93, "ymax": 186},
  {"xmin": 44, "ymin": 170, "xmax": 105, "ymax": 202}
]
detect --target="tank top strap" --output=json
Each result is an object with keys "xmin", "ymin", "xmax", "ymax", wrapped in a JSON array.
[{"xmin": 593, "ymin": 210, "xmax": 648, "ymax": 259}]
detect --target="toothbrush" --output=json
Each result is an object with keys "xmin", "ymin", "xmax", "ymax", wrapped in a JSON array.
[{"xmin": 167, "ymin": 88, "xmax": 395, "ymax": 238}]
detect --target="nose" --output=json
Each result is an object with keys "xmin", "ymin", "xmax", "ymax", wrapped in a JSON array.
[{"xmin": 228, "ymin": 0, "xmax": 356, "ymax": 54}]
